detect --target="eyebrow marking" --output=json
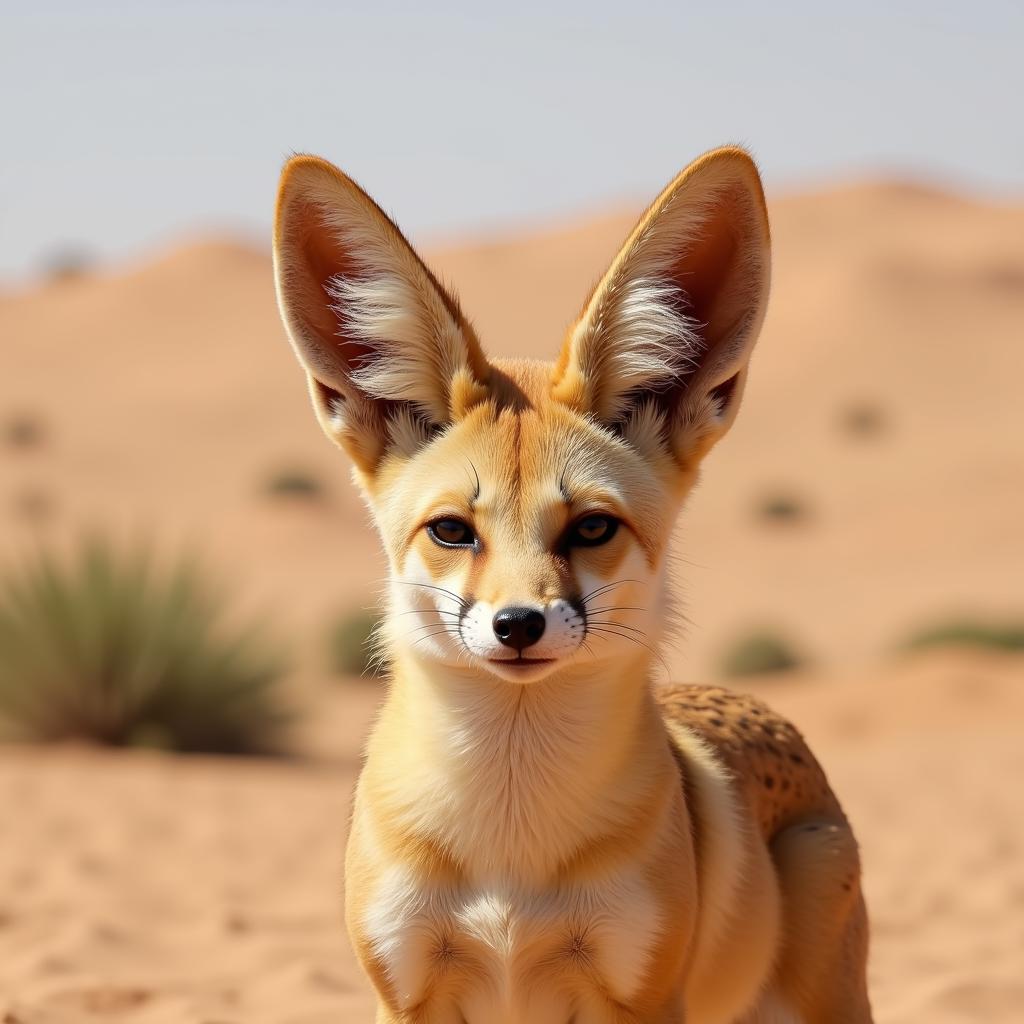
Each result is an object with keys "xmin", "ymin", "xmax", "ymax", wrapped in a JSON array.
[
  {"xmin": 468, "ymin": 460, "xmax": 481, "ymax": 505},
  {"xmin": 559, "ymin": 462, "xmax": 573, "ymax": 504}
]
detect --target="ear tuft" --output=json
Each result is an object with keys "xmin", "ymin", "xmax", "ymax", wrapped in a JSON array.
[
  {"xmin": 324, "ymin": 272, "xmax": 468, "ymax": 422},
  {"xmin": 554, "ymin": 278, "xmax": 704, "ymax": 422}
]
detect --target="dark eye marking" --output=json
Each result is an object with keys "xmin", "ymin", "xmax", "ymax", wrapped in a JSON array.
[
  {"xmin": 565, "ymin": 514, "xmax": 620, "ymax": 549},
  {"xmin": 427, "ymin": 518, "xmax": 476, "ymax": 548}
]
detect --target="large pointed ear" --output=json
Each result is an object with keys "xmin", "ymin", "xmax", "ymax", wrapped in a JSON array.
[
  {"xmin": 552, "ymin": 146, "xmax": 770, "ymax": 467},
  {"xmin": 273, "ymin": 155, "xmax": 491, "ymax": 473}
]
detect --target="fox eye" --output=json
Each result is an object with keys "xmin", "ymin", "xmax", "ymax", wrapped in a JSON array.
[
  {"xmin": 567, "ymin": 514, "xmax": 619, "ymax": 548},
  {"xmin": 427, "ymin": 518, "xmax": 476, "ymax": 548}
]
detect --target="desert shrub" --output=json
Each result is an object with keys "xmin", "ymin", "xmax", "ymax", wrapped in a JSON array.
[
  {"xmin": 4, "ymin": 413, "xmax": 46, "ymax": 450},
  {"xmin": 41, "ymin": 245, "xmax": 94, "ymax": 282},
  {"xmin": 328, "ymin": 608, "xmax": 386, "ymax": 678},
  {"xmin": 754, "ymin": 491, "xmax": 808, "ymax": 524},
  {"xmin": 901, "ymin": 618, "xmax": 1024, "ymax": 654},
  {"xmin": 719, "ymin": 629, "xmax": 805, "ymax": 678},
  {"xmin": 264, "ymin": 467, "xmax": 325, "ymax": 500},
  {"xmin": 839, "ymin": 401, "xmax": 887, "ymax": 439},
  {"xmin": 0, "ymin": 539, "xmax": 290, "ymax": 754}
]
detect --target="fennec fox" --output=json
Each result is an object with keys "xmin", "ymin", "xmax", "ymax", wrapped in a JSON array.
[{"xmin": 273, "ymin": 147, "xmax": 872, "ymax": 1023}]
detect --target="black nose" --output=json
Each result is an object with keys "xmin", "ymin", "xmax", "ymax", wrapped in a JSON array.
[{"xmin": 492, "ymin": 607, "xmax": 546, "ymax": 651}]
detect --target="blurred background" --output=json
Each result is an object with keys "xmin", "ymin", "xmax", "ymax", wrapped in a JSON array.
[{"xmin": 1, "ymin": 3, "xmax": 1022, "ymax": 1023}]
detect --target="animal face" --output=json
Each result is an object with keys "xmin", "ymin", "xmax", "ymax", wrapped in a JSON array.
[
  {"xmin": 273, "ymin": 148, "xmax": 770, "ymax": 682},
  {"xmin": 368, "ymin": 362, "xmax": 680, "ymax": 681}
]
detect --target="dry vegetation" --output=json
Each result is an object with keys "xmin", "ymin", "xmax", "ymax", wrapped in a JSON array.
[{"xmin": 0, "ymin": 539, "xmax": 290, "ymax": 754}]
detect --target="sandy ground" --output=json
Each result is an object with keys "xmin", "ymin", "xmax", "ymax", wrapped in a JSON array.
[{"xmin": 1, "ymin": 651, "xmax": 1022, "ymax": 1023}]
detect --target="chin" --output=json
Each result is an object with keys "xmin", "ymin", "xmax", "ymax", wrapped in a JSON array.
[{"xmin": 480, "ymin": 655, "xmax": 565, "ymax": 684}]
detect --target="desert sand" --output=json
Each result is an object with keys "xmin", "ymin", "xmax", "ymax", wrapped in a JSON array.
[
  {"xmin": 1, "ymin": 180, "xmax": 1023, "ymax": 1020},
  {"xmin": 1, "ymin": 653, "xmax": 1022, "ymax": 1022}
]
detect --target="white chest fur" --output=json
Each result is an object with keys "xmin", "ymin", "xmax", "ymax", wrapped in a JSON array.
[{"xmin": 363, "ymin": 861, "xmax": 663, "ymax": 1023}]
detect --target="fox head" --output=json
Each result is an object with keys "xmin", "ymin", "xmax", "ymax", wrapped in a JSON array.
[{"xmin": 273, "ymin": 148, "xmax": 770, "ymax": 683}]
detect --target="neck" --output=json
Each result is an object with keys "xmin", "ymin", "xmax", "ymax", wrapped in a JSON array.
[{"xmin": 364, "ymin": 649, "xmax": 673, "ymax": 885}]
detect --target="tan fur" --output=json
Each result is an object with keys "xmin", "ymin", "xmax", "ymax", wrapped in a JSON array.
[{"xmin": 273, "ymin": 147, "xmax": 872, "ymax": 1022}]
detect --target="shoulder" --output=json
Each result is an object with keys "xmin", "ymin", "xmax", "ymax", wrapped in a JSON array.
[{"xmin": 655, "ymin": 684, "xmax": 842, "ymax": 838}]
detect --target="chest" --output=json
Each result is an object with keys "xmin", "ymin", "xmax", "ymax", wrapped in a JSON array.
[{"xmin": 359, "ymin": 865, "xmax": 667, "ymax": 1023}]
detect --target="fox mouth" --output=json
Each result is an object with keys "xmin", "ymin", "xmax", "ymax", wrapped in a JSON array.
[{"xmin": 487, "ymin": 656, "xmax": 556, "ymax": 666}]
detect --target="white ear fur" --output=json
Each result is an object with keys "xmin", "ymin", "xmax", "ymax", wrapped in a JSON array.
[
  {"xmin": 575, "ymin": 278, "xmax": 703, "ymax": 423},
  {"xmin": 553, "ymin": 146, "xmax": 771, "ymax": 464},
  {"xmin": 273, "ymin": 155, "xmax": 489, "ymax": 470}
]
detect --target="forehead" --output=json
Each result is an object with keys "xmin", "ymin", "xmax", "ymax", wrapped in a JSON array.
[{"xmin": 372, "ymin": 360, "xmax": 671, "ymax": 536}]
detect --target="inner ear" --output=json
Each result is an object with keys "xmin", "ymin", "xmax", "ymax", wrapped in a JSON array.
[
  {"xmin": 610, "ymin": 193, "xmax": 752, "ymax": 429},
  {"xmin": 660, "ymin": 187, "xmax": 757, "ymax": 423},
  {"xmin": 283, "ymin": 198, "xmax": 376, "ymax": 393},
  {"xmin": 671, "ymin": 198, "xmax": 741, "ymax": 348}
]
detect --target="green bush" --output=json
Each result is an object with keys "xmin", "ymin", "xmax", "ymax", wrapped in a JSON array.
[
  {"xmin": 901, "ymin": 619, "xmax": 1024, "ymax": 654},
  {"xmin": 754, "ymin": 491, "xmax": 808, "ymax": 525},
  {"xmin": 0, "ymin": 539, "xmax": 290, "ymax": 754},
  {"xmin": 719, "ymin": 629, "xmax": 805, "ymax": 678},
  {"xmin": 328, "ymin": 608, "xmax": 386, "ymax": 678},
  {"xmin": 264, "ymin": 468, "xmax": 325, "ymax": 500}
]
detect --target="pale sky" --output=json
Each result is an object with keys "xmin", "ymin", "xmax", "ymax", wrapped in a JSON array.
[{"xmin": 2, "ymin": 0, "xmax": 1022, "ymax": 280}]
